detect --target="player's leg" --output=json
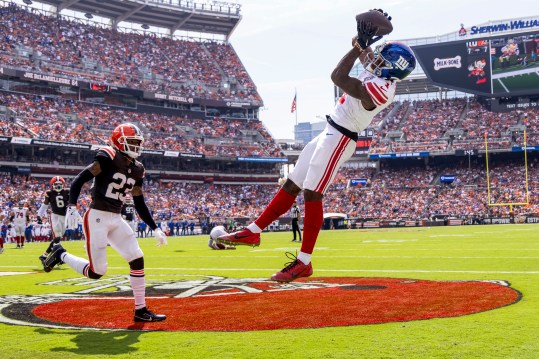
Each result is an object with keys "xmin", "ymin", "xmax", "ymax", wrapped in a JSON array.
[
  {"xmin": 250, "ymin": 129, "xmax": 325, "ymax": 230},
  {"xmin": 301, "ymin": 129, "xmax": 356, "ymax": 261},
  {"xmin": 13, "ymin": 225, "xmax": 19, "ymax": 248},
  {"xmin": 20, "ymin": 224, "xmax": 26, "ymax": 247},
  {"xmin": 218, "ymin": 135, "xmax": 321, "ymax": 246},
  {"xmin": 15, "ymin": 224, "xmax": 24, "ymax": 248},
  {"xmin": 46, "ymin": 209, "xmax": 108, "ymax": 277},
  {"xmin": 40, "ymin": 214, "xmax": 64, "ymax": 264},
  {"xmin": 272, "ymin": 125, "xmax": 356, "ymax": 282},
  {"xmin": 129, "ymin": 220, "xmax": 137, "ymax": 234},
  {"xmin": 108, "ymin": 215, "xmax": 165, "ymax": 322}
]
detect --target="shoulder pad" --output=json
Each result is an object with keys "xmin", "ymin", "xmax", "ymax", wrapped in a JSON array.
[
  {"xmin": 96, "ymin": 146, "xmax": 117, "ymax": 160},
  {"xmin": 364, "ymin": 77, "xmax": 393, "ymax": 106}
]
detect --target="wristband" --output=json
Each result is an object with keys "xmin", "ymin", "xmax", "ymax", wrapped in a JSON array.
[{"xmin": 353, "ymin": 40, "xmax": 364, "ymax": 53}]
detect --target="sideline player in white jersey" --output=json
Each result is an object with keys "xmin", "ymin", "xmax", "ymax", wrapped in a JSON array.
[
  {"xmin": 10, "ymin": 201, "xmax": 31, "ymax": 248},
  {"xmin": 43, "ymin": 123, "xmax": 167, "ymax": 322},
  {"xmin": 219, "ymin": 9, "xmax": 416, "ymax": 282}
]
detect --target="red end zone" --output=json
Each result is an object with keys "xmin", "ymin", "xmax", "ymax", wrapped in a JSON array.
[{"xmin": 32, "ymin": 277, "xmax": 520, "ymax": 331}]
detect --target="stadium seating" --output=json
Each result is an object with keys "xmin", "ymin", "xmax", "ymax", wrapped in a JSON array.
[
  {"xmin": 0, "ymin": 4, "xmax": 261, "ymax": 104},
  {"xmin": 2, "ymin": 155, "xmax": 538, "ymax": 228},
  {"xmin": 0, "ymin": 91, "xmax": 282, "ymax": 157},
  {"xmin": 2, "ymin": 4, "xmax": 539, "ymax": 228}
]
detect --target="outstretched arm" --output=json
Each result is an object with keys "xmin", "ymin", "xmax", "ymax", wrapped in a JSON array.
[{"xmin": 330, "ymin": 41, "xmax": 376, "ymax": 110}]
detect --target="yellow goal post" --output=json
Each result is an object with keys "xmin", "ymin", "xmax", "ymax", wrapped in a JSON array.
[{"xmin": 484, "ymin": 131, "xmax": 530, "ymax": 213}]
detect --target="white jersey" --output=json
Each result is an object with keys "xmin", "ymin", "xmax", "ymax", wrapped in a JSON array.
[
  {"xmin": 43, "ymin": 223, "xmax": 51, "ymax": 237},
  {"xmin": 65, "ymin": 211, "xmax": 81, "ymax": 231},
  {"xmin": 34, "ymin": 223, "xmax": 43, "ymax": 236},
  {"xmin": 12, "ymin": 207, "xmax": 29, "ymax": 225},
  {"xmin": 329, "ymin": 71, "xmax": 396, "ymax": 133}
]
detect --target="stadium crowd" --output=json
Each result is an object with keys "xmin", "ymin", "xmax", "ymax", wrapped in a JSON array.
[
  {"xmin": 0, "ymin": 2, "xmax": 537, "ymax": 159},
  {"xmin": 2, "ymin": 89, "xmax": 538, "ymax": 160},
  {"xmin": 0, "ymin": 91, "xmax": 283, "ymax": 158},
  {"xmin": 0, "ymin": 4, "xmax": 261, "ymax": 104},
  {"xmin": 0, "ymin": 3, "xmax": 538, "ymax": 242},
  {"xmin": 2, "ymin": 155, "xmax": 538, "ymax": 245},
  {"xmin": 368, "ymin": 98, "xmax": 532, "ymax": 154}
]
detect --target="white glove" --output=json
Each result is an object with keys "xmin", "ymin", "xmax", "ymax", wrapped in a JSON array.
[
  {"xmin": 64, "ymin": 205, "xmax": 78, "ymax": 229},
  {"xmin": 37, "ymin": 203, "xmax": 49, "ymax": 218},
  {"xmin": 154, "ymin": 228, "xmax": 168, "ymax": 247}
]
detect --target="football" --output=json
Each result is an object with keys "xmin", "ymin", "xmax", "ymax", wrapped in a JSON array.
[{"xmin": 355, "ymin": 9, "xmax": 393, "ymax": 36}]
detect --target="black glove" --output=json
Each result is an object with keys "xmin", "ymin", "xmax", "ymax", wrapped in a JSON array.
[
  {"xmin": 356, "ymin": 9, "xmax": 392, "ymax": 49},
  {"xmin": 372, "ymin": 8, "xmax": 392, "ymax": 21},
  {"xmin": 356, "ymin": 21, "xmax": 380, "ymax": 49}
]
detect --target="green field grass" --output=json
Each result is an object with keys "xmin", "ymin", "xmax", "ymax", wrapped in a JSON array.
[
  {"xmin": 1, "ymin": 224, "xmax": 539, "ymax": 358},
  {"xmin": 494, "ymin": 72, "xmax": 539, "ymax": 93}
]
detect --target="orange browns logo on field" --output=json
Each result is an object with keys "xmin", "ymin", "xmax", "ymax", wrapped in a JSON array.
[{"xmin": 0, "ymin": 276, "xmax": 521, "ymax": 331}]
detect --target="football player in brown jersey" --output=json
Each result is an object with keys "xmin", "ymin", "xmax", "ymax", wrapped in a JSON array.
[
  {"xmin": 44, "ymin": 123, "xmax": 167, "ymax": 322},
  {"xmin": 38, "ymin": 176, "xmax": 70, "ymax": 270}
]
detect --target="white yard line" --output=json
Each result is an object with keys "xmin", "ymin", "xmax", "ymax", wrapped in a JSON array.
[{"xmin": 2, "ymin": 265, "xmax": 539, "ymax": 275}]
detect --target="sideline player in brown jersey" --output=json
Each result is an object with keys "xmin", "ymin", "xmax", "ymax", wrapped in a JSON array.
[
  {"xmin": 38, "ymin": 176, "xmax": 70, "ymax": 271},
  {"xmin": 44, "ymin": 123, "xmax": 168, "ymax": 322}
]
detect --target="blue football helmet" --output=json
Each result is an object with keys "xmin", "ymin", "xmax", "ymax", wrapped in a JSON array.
[{"xmin": 366, "ymin": 41, "xmax": 416, "ymax": 81}]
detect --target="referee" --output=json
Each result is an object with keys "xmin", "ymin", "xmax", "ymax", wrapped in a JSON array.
[{"xmin": 290, "ymin": 201, "xmax": 302, "ymax": 242}]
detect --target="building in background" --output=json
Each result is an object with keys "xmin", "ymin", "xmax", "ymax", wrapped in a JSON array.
[{"xmin": 294, "ymin": 121, "xmax": 326, "ymax": 144}]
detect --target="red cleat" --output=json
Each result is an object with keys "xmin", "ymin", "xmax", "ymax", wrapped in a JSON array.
[
  {"xmin": 271, "ymin": 252, "xmax": 313, "ymax": 283},
  {"xmin": 218, "ymin": 228, "xmax": 261, "ymax": 247}
]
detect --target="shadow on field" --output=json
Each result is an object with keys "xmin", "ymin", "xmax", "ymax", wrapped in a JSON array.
[
  {"xmin": 35, "ymin": 328, "xmax": 142, "ymax": 355},
  {"xmin": 31, "ymin": 267, "xmax": 68, "ymax": 273}
]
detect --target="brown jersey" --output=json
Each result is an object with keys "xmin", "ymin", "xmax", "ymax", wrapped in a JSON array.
[
  {"xmin": 121, "ymin": 204, "xmax": 136, "ymax": 221},
  {"xmin": 44, "ymin": 189, "xmax": 70, "ymax": 216},
  {"xmin": 90, "ymin": 146, "xmax": 145, "ymax": 214}
]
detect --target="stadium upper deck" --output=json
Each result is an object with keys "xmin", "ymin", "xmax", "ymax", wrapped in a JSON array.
[
  {"xmin": 0, "ymin": 1, "xmax": 262, "ymax": 109},
  {"xmin": 18, "ymin": 0, "xmax": 242, "ymax": 37}
]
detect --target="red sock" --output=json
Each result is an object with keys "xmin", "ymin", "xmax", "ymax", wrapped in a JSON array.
[
  {"xmin": 254, "ymin": 188, "xmax": 297, "ymax": 230},
  {"xmin": 300, "ymin": 201, "xmax": 324, "ymax": 255}
]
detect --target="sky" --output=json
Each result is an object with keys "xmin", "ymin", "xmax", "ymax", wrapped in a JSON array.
[{"xmin": 229, "ymin": 0, "xmax": 539, "ymax": 140}]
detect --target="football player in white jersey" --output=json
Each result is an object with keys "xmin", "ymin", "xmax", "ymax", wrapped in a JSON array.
[
  {"xmin": 220, "ymin": 10, "xmax": 416, "ymax": 282},
  {"xmin": 10, "ymin": 201, "xmax": 31, "ymax": 248}
]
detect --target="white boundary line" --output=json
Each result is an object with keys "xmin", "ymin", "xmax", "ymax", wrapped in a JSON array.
[{"xmin": 4, "ymin": 266, "xmax": 539, "ymax": 274}]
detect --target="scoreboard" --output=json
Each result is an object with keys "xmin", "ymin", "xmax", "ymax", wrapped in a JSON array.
[
  {"xmin": 355, "ymin": 128, "xmax": 375, "ymax": 156},
  {"xmin": 412, "ymin": 30, "xmax": 539, "ymax": 96}
]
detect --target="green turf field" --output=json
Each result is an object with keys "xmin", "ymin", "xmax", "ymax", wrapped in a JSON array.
[
  {"xmin": 1, "ymin": 224, "xmax": 539, "ymax": 358},
  {"xmin": 493, "ymin": 72, "xmax": 539, "ymax": 93}
]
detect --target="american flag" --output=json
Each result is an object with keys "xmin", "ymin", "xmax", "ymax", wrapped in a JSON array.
[{"xmin": 291, "ymin": 93, "xmax": 297, "ymax": 113}]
